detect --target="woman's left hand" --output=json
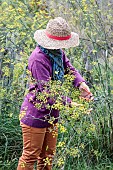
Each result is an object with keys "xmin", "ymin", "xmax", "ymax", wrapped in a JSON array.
[{"xmin": 79, "ymin": 82, "xmax": 94, "ymax": 101}]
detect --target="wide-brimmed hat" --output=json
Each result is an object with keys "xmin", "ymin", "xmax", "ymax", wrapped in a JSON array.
[{"xmin": 34, "ymin": 17, "xmax": 79, "ymax": 49}]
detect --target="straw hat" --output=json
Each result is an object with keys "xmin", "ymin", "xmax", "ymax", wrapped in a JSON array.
[{"xmin": 34, "ymin": 17, "xmax": 79, "ymax": 49}]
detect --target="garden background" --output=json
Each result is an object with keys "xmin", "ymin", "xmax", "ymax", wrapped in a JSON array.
[{"xmin": 0, "ymin": 0, "xmax": 113, "ymax": 169}]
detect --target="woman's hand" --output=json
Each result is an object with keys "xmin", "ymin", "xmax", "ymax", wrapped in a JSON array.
[{"xmin": 79, "ymin": 82, "xmax": 94, "ymax": 101}]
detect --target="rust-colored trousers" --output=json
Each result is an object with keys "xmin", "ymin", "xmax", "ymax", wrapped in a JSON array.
[{"xmin": 17, "ymin": 123, "xmax": 58, "ymax": 170}]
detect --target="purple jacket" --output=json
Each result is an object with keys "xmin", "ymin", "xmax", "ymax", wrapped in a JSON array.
[{"xmin": 20, "ymin": 46, "xmax": 85, "ymax": 128}]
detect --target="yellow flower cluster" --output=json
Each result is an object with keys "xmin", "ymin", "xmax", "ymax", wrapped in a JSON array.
[
  {"xmin": 20, "ymin": 161, "xmax": 26, "ymax": 168},
  {"xmin": 57, "ymin": 157, "xmax": 64, "ymax": 167},
  {"xmin": 57, "ymin": 141, "xmax": 65, "ymax": 148},
  {"xmin": 66, "ymin": 147, "xmax": 80, "ymax": 158},
  {"xmin": 43, "ymin": 157, "xmax": 52, "ymax": 166},
  {"xmin": 19, "ymin": 110, "xmax": 26, "ymax": 120},
  {"xmin": 59, "ymin": 124, "xmax": 67, "ymax": 133}
]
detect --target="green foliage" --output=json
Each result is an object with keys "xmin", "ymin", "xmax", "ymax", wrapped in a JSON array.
[{"xmin": 0, "ymin": 0, "xmax": 113, "ymax": 169}]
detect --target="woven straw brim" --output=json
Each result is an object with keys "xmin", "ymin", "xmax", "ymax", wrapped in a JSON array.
[{"xmin": 34, "ymin": 29, "xmax": 79, "ymax": 49}]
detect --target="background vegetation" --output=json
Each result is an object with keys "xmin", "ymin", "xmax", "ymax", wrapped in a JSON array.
[{"xmin": 0, "ymin": 0, "xmax": 113, "ymax": 169}]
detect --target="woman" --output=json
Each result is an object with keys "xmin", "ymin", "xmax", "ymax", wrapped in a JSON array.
[{"xmin": 17, "ymin": 17, "xmax": 93, "ymax": 170}]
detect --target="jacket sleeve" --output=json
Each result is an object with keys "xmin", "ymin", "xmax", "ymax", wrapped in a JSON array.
[
  {"xmin": 63, "ymin": 52, "xmax": 86, "ymax": 87},
  {"xmin": 30, "ymin": 60, "xmax": 55, "ymax": 105}
]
